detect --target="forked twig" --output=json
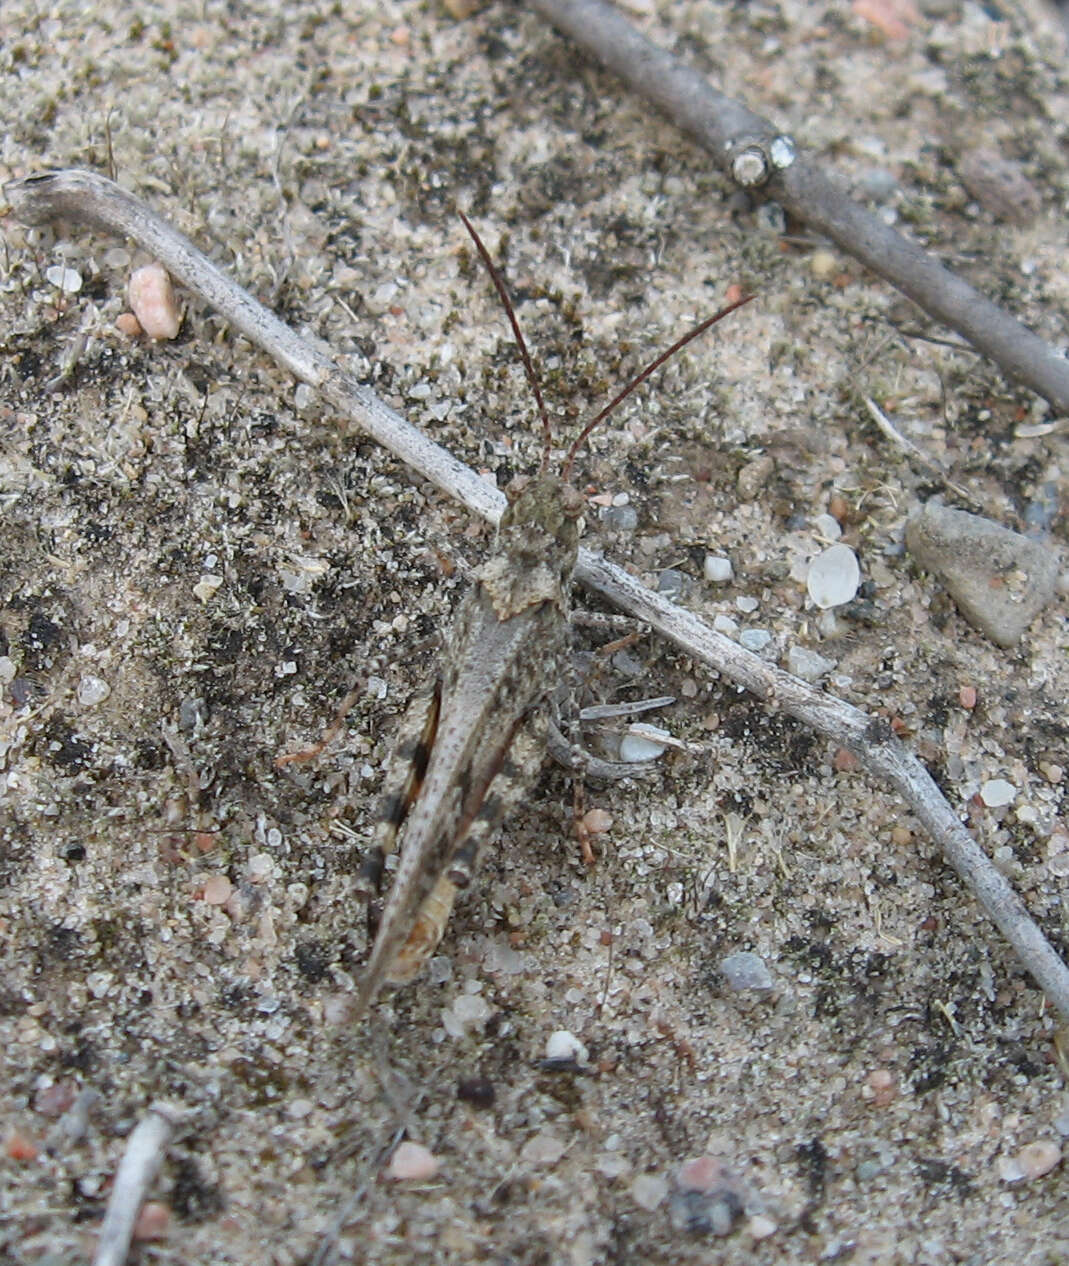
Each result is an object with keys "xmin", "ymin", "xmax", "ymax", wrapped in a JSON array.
[
  {"xmin": 6, "ymin": 168, "xmax": 1069, "ymax": 1022},
  {"xmin": 524, "ymin": 0, "xmax": 1069, "ymax": 415}
]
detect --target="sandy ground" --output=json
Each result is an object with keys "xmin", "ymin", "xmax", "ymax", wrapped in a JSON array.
[{"xmin": 2, "ymin": 1, "xmax": 1068, "ymax": 1263}]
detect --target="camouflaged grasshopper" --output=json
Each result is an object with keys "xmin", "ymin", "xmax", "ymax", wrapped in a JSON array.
[{"xmin": 350, "ymin": 214, "xmax": 752, "ymax": 1017}]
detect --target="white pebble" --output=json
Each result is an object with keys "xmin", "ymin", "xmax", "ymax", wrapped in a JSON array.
[
  {"xmin": 86, "ymin": 971, "xmax": 115, "ymax": 999},
  {"xmin": 246, "ymin": 853, "xmax": 275, "ymax": 882},
  {"xmin": 448, "ymin": 993, "xmax": 491, "ymax": 1032},
  {"xmin": 388, "ymin": 1141, "xmax": 440, "ymax": 1181},
  {"xmin": 806, "ymin": 543, "xmax": 860, "ymax": 609},
  {"xmin": 739, "ymin": 629, "xmax": 772, "ymax": 652},
  {"xmin": 77, "ymin": 675, "xmax": 111, "ymax": 706},
  {"xmin": 128, "ymin": 263, "xmax": 181, "ymax": 340},
  {"xmin": 597, "ymin": 1153, "xmax": 631, "ymax": 1179},
  {"xmin": 786, "ymin": 646, "xmax": 837, "ymax": 682},
  {"xmin": 813, "ymin": 512, "xmax": 842, "ymax": 540},
  {"xmin": 720, "ymin": 951, "xmax": 774, "ymax": 992},
  {"xmin": 630, "ymin": 1173, "xmax": 668, "ymax": 1211},
  {"xmin": 735, "ymin": 595, "xmax": 758, "ymax": 613},
  {"xmin": 703, "ymin": 555, "xmax": 734, "ymax": 583},
  {"xmin": 46, "ymin": 264, "xmax": 83, "ymax": 293},
  {"xmin": 520, "ymin": 1131, "xmax": 566, "ymax": 1166},
  {"xmin": 713, "ymin": 614, "xmax": 739, "ymax": 638},
  {"xmin": 193, "ymin": 574, "xmax": 223, "ymax": 603},
  {"xmin": 980, "ymin": 779, "xmax": 1016, "ymax": 807},
  {"xmin": 545, "ymin": 1029, "xmax": 588, "ymax": 1064}
]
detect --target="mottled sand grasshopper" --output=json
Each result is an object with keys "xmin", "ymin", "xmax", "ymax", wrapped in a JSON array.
[{"xmin": 351, "ymin": 214, "xmax": 751, "ymax": 1016}]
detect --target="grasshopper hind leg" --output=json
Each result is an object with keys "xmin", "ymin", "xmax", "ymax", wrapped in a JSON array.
[
  {"xmin": 384, "ymin": 715, "xmax": 548, "ymax": 985},
  {"xmin": 358, "ymin": 679, "xmax": 441, "ymax": 938}
]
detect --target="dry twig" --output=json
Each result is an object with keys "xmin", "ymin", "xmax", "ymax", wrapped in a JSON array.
[
  {"xmin": 524, "ymin": 0, "xmax": 1069, "ymax": 415},
  {"xmin": 92, "ymin": 1100, "xmax": 184, "ymax": 1266},
  {"xmin": 6, "ymin": 168, "xmax": 1069, "ymax": 1022}
]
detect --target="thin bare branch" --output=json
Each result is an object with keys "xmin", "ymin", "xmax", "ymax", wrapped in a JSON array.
[
  {"xmin": 93, "ymin": 1101, "xmax": 185, "ymax": 1266},
  {"xmin": 6, "ymin": 168, "xmax": 1069, "ymax": 1022},
  {"xmin": 523, "ymin": 0, "xmax": 1069, "ymax": 415}
]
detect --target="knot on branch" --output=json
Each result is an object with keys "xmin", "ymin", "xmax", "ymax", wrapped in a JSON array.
[{"xmin": 727, "ymin": 134, "xmax": 797, "ymax": 188}]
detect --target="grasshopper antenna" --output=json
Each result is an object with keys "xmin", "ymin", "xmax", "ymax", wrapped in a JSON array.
[
  {"xmin": 561, "ymin": 292, "xmax": 756, "ymax": 483},
  {"xmin": 459, "ymin": 211, "xmax": 554, "ymax": 475}
]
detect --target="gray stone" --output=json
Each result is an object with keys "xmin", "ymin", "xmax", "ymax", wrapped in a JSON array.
[
  {"xmin": 905, "ymin": 502, "xmax": 1059, "ymax": 648},
  {"xmin": 719, "ymin": 951, "xmax": 774, "ymax": 992}
]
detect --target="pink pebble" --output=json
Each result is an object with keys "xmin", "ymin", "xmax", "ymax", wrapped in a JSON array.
[
  {"xmin": 201, "ymin": 874, "xmax": 233, "ymax": 905},
  {"xmin": 115, "ymin": 312, "xmax": 143, "ymax": 338},
  {"xmin": 128, "ymin": 263, "xmax": 181, "ymax": 340},
  {"xmin": 677, "ymin": 1155, "xmax": 728, "ymax": 1193},
  {"xmin": 387, "ymin": 1140, "xmax": 440, "ymax": 1181},
  {"xmin": 1016, "ymin": 1140, "xmax": 1061, "ymax": 1180},
  {"xmin": 133, "ymin": 1201, "xmax": 171, "ymax": 1240},
  {"xmin": 33, "ymin": 1080, "xmax": 77, "ymax": 1117}
]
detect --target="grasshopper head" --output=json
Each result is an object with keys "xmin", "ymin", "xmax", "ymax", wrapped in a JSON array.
[{"xmin": 498, "ymin": 473, "xmax": 583, "ymax": 573}]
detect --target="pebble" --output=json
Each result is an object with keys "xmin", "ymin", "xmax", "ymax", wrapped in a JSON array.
[
  {"xmin": 657, "ymin": 569, "xmax": 690, "ymax": 600},
  {"xmin": 76, "ymin": 674, "xmax": 111, "ymax": 706},
  {"xmin": 128, "ymin": 263, "xmax": 182, "ymax": 339},
  {"xmin": 133, "ymin": 1202, "xmax": 171, "ymax": 1241},
  {"xmin": 246, "ymin": 852, "xmax": 275, "ymax": 882},
  {"xmin": 450, "ymin": 993, "xmax": 491, "ymax": 1027},
  {"xmin": 388, "ymin": 1141, "xmax": 440, "ymax": 1181},
  {"xmin": 806, "ymin": 543, "xmax": 861, "ymax": 609},
  {"xmin": 738, "ymin": 629, "xmax": 772, "ymax": 652},
  {"xmin": 719, "ymin": 951, "xmax": 773, "ymax": 992},
  {"xmin": 670, "ymin": 1155, "xmax": 746, "ymax": 1236},
  {"xmin": 598, "ymin": 1153, "xmax": 631, "ymax": 1179},
  {"xmin": 581, "ymin": 808, "xmax": 613, "ymax": 835},
  {"xmin": 786, "ymin": 646, "xmax": 836, "ymax": 682},
  {"xmin": 703, "ymin": 554, "xmax": 734, "ymax": 584},
  {"xmin": 201, "ymin": 874, "xmax": 233, "ymax": 905},
  {"xmin": 980, "ymin": 779, "xmax": 1016, "ymax": 808},
  {"xmin": 631, "ymin": 1173, "xmax": 668, "ymax": 1211},
  {"xmin": 749, "ymin": 1214, "xmax": 777, "ymax": 1240},
  {"xmin": 5, "ymin": 1129, "xmax": 40, "ymax": 1161},
  {"xmin": 33, "ymin": 1081, "xmax": 76, "ymax": 1117},
  {"xmin": 45, "ymin": 264, "xmax": 82, "ymax": 293},
  {"xmin": 601, "ymin": 504, "xmax": 638, "ymax": 532},
  {"xmin": 713, "ymin": 614, "xmax": 739, "ymax": 638},
  {"xmin": 545, "ymin": 1029, "xmax": 588, "ymax": 1065},
  {"xmin": 812, "ymin": 512, "xmax": 842, "ymax": 541},
  {"xmin": 115, "ymin": 312, "xmax": 143, "ymax": 338},
  {"xmin": 520, "ymin": 1131, "xmax": 566, "ymax": 1166},
  {"xmin": 957, "ymin": 148, "xmax": 1040, "ymax": 225},
  {"xmin": 905, "ymin": 501, "xmax": 1059, "ymax": 648},
  {"xmin": 809, "ymin": 248, "xmax": 838, "ymax": 281},
  {"xmin": 737, "ymin": 455, "xmax": 774, "ymax": 502},
  {"xmin": 443, "ymin": 0, "xmax": 480, "ymax": 19},
  {"xmin": 999, "ymin": 1140, "xmax": 1061, "ymax": 1182},
  {"xmin": 193, "ymin": 574, "xmax": 223, "ymax": 603}
]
